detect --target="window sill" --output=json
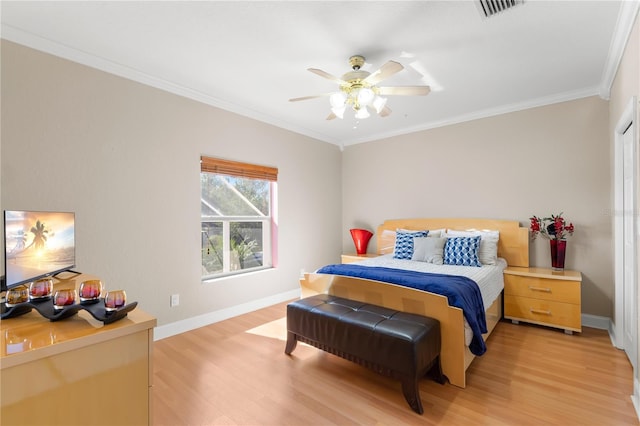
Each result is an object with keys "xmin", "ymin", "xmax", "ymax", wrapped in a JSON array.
[{"xmin": 201, "ymin": 266, "xmax": 274, "ymax": 284}]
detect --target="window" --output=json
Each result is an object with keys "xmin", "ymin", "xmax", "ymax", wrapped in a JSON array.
[{"xmin": 200, "ymin": 156, "xmax": 278, "ymax": 280}]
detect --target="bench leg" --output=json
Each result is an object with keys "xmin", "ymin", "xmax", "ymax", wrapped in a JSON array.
[
  {"xmin": 428, "ymin": 356, "xmax": 447, "ymax": 385},
  {"xmin": 401, "ymin": 377, "xmax": 423, "ymax": 415},
  {"xmin": 284, "ymin": 331, "xmax": 298, "ymax": 355}
]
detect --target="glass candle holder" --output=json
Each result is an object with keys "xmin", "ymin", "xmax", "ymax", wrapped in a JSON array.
[
  {"xmin": 6, "ymin": 286, "xmax": 30, "ymax": 307},
  {"xmin": 53, "ymin": 289, "xmax": 77, "ymax": 312},
  {"xmin": 104, "ymin": 290, "xmax": 126, "ymax": 312},
  {"xmin": 29, "ymin": 278, "xmax": 54, "ymax": 300},
  {"xmin": 79, "ymin": 279, "xmax": 103, "ymax": 303}
]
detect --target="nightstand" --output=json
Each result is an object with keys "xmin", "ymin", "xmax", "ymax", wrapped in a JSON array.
[
  {"xmin": 503, "ymin": 266, "xmax": 582, "ymax": 334},
  {"xmin": 341, "ymin": 253, "xmax": 379, "ymax": 264}
]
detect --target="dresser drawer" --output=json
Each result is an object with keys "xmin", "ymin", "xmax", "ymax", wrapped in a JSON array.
[
  {"xmin": 504, "ymin": 274, "xmax": 580, "ymax": 304},
  {"xmin": 504, "ymin": 295, "xmax": 581, "ymax": 331}
]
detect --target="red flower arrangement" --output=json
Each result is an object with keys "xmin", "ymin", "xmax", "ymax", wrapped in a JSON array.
[{"xmin": 529, "ymin": 213, "xmax": 574, "ymax": 241}]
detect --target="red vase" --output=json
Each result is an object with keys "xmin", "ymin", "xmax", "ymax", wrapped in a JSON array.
[
  {"xmin": 550, "ymin": 239, "xmax": 567, "ymax": 271},
  {"xmin": 350, "ymin": 229, "xmax": 373, "ymax": 255}
]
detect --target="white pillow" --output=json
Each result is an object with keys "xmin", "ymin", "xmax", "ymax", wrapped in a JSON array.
[
  {"xmin": 398, "ymin": 228, "xmax": 445, "ymax": 238},
  {"xmin": 427, "ymin": 228, "xmax": 445, "ymax": 238},
  {"xmin": 411, "ymin": 237, "xmax": 446, "ymax": 265},
  {"xmin": 445, "ymin": 229, "xmax": 499, "ymax": 265}
]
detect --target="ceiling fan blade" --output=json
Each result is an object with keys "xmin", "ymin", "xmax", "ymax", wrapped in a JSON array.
[
  {"xmin": 289, "ymin": 93, "xmax": 332, "ymax": 102},
  {"xmin": 308, "ymin": 68, "xmax": 347, "ymax": 84},
  {"xmin": 363, "ymin": 60, "xmax": 404, "ymax": 85},
  {"xmin": 377, "ymin": 86, "xmax": 431, "ymax": 96},
  {"xmin": 379, "ymin": 106, "xmax": 392, "ymax": 117}
]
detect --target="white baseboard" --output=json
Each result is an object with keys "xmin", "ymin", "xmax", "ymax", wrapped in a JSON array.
[
  {"xmin": 153, "ymin": 288, "xmax": 300, "ymax": 341},
  {"xmin": 580, "ymin": 313, "xmax": 627, "ymax": 351},
  {"xmin": 581, "ymin": 313, "xmax": 612, "ymax": 331}
]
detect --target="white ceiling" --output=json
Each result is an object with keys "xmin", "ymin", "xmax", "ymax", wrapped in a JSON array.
[{"xmin": 1, "ymin": 1, "xmax": 636, "ymax": 148}]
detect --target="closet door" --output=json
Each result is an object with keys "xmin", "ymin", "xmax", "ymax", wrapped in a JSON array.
[{"xmin": 622, "ymin": 121, "xmax": 637, "ymax": 370}]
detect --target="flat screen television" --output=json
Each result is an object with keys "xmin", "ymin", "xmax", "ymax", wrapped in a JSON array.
[{"xmin": 2, "ymin": 210, "xmax": 76, "ymax": 292}]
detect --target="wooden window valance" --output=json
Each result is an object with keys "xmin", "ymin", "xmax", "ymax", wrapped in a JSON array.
[{"xmin": 200, "ymin": 156, "xmax": 278, "ymax": 182}]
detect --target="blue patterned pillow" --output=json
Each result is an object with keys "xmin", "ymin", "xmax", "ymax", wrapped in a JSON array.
[
  {"xmin": 393, "ymin": 230, "xmax": 429, "ymax": 259},
  {"xmin": 444, "ymin": 236, "xmax": 482, "ymax": 267}
]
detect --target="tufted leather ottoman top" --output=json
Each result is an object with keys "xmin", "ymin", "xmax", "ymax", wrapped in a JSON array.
[{"xmin": 286, "ymin": 294, "xmax": 440, "ymax": 376}]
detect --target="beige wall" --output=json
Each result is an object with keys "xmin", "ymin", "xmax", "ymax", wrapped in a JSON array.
[
  {"xmin": 342, "ymin": 96, "xmax": 612, "ymax": 317},
  {"xmin": 1, "ymin": 41, "xmax": 343, "ymax": 326},
  {"xmin": 1, "ymin": 30, "xmax": 633, "ymax": 325}
]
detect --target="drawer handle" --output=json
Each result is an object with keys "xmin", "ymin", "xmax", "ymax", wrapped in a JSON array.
[
  {"xmin": 528, "ymin": 286, "xmax": 551, "ymax": 293},
  {"xmin": 530, "ymin": 308, "xmax": 551, "ymax": 316}
]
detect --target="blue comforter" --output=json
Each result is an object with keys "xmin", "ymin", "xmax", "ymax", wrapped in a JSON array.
[{"xmin": 316, "ymin": 264, "xmax": 488, "ymax": 356}]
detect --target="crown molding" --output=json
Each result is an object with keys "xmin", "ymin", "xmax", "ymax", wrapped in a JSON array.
[
  {"xmin": 0, "ymin": 24, "xmax": 339, "ymax": 146},
  {"xmin": 599, "ymin": 0, "xmax": 640, "ymax": 100},
  {"xmin": 342, "ymin": 86, "xmax": 601, "ymax": 147}
]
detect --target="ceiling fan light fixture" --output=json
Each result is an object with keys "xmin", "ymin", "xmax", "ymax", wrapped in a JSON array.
[
  {"xmin": 291, "ymin": 55, "xmax": 430, "ymax": 122},
  {"xmin": 356, "ymin": 87, "xmax": 375, "ymax": 106},
  {"xmin": 355, "ymin": 107, "xmax": 370, "ymax": 119},
  {"xmin": 329, "ymin": 91, "xmax": 347, "ymax": 108},
  {"xmin": 372, "ymin": 96, "xmax": 387, "ymax": 114}
]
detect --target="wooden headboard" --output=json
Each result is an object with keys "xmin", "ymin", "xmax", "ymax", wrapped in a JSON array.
[{"xmin": 376, "ymin": 218, "xmax": 529, "ymax": 267}]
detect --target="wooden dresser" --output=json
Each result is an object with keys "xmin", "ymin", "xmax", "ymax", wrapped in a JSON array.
[
  {"xmin": 503, "ymin": 266, "xmax": 582, "ymax": 334},
  {"xmin": 1, "ymin": 274, "xmax": 156, "ymax": 425}
]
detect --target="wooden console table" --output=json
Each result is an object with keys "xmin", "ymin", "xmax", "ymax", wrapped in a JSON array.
[{"xmin": 1, "ymin": 274, "xmax": 156, "ymax": 426}]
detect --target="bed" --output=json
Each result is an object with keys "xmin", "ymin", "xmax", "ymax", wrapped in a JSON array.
[{"xmin": 299, "ymin": 218, "xmax": 529, "ymax": 388}]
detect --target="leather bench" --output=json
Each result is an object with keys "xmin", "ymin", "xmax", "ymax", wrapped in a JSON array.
[{"xmin": 285, "ymin": 294, "xmax": 444, "ymax": 414}]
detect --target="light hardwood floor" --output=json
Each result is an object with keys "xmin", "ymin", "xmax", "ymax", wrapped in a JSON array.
[{"xmin": 152, "ymin": 300, "xmax": 638, "ymax": 425}]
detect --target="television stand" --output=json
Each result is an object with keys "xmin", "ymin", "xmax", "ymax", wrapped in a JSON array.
[
  {"xmin": 1, "ymin": 272, "xmax": 156, "ymax": 425},
  {"xmin": 53, "ymin": 269, "xmax": 82, "ymax": 279}
]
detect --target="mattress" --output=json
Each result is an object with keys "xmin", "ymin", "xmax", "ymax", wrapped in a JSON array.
[{"xmin": 345, "ymin": 254, "xmax": 507, "ymax": 345}]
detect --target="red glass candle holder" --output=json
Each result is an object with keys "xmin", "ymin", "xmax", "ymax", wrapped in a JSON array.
[
  {"xmin": 29, "ymin": 278, "xmax": 53, "ymax": 300},
  {"xmin": 79, "ymin": 280, "xmax": 103, "ymax": 304},
  {"xmin": 6, "ymin": 286, "xmax": 29, "ymax": 307},
  {"xmin": 104, "ymin": 290, "xmax": 127, "ymax": 312},
  {"xmin": 53, "ymin": 289, "xmax": 77, "ymax": 312}
]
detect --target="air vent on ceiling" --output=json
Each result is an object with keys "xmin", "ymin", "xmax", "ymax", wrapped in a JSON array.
[{"xmin": 477, "ymin": 0, "xmax": 525, "ymax": 18}]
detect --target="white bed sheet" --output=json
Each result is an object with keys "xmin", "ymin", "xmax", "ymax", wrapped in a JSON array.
[{"xmin": 347, "ymin": 254, "xmax": 507, "ymax": 345}]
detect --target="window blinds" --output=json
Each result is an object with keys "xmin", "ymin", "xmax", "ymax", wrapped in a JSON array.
[{"xmin": 200, "ymin": 156, "xmax": 278, "ymax": 182}]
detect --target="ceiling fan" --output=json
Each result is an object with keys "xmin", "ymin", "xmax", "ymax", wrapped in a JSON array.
[{"xmin": 289, "ymin": 55, "xmax": 431, "ymax": 120}]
